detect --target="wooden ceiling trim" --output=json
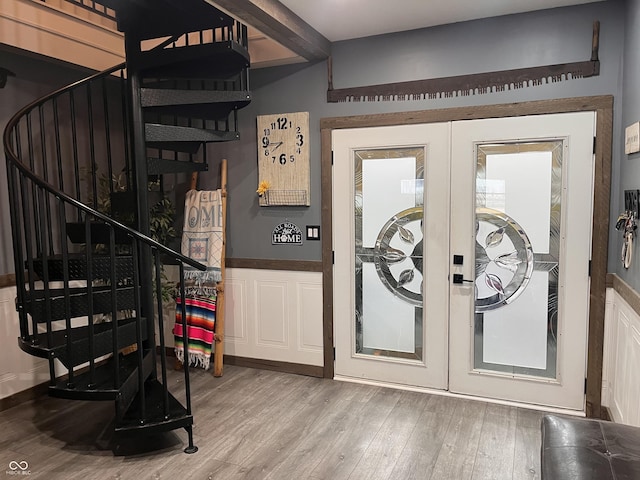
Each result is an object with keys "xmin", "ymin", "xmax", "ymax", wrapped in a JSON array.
[{"xmin": 209, "ymin": 0, "xmax": 330, "ymax": 62}]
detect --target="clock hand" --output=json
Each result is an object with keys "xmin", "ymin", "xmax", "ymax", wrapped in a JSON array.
[{"xmin": 269, "ymin": 141, "xmax": 283, "ymax": 153}]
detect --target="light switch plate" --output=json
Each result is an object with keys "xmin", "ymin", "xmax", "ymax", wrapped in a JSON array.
[{"xmin": 306, "ymin": 225, "xmax": 320, "ymax": 240}]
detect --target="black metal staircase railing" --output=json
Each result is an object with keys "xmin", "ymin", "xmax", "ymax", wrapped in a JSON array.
[
  {"xmin": 64, "ymin": 0, "xmax": 116, "ymax": 20},
  {"xmin": 37, "ymin": 0, "xmax": 117, "ymax": 22},
  {"xmin": 3, "ymin": 62, "xmax": 205, "ymax": 453},
  {"xmin": 4, "ymin": 0, "xmax": 251, "ymax": 454}
]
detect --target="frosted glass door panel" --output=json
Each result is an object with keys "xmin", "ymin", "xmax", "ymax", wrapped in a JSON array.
[
  {"xmin": 362, "ymin": 157, "xmax": 417, "ymax": 247},
  {"xmin": 355, "ymin": 148, "xmax": 424, "ymax": 360},
  {"xmin": 485, "ymin": 152, "xmax": 552, "ymax": 253},
  {"xmin": 474, "ymin": 142, "xmax": 562, "ymax": 378},
  {"xmin": 362, "ymin": 263, "xmax": 416, "ymax": 353}
]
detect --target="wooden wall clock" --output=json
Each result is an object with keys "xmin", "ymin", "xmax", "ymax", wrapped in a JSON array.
[{"xmin": 256, "ymin": 111, "xmax": 310, "ymax": 206}]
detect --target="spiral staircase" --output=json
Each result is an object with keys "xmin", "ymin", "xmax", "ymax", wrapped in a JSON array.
[{"xmin": 3, "ymin": 0, "xmax": 251, "ymax": 453}]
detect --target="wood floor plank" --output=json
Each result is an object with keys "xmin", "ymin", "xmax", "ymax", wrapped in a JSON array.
[
  {"xmin": 429, "ymin": 407, "xmax": 485, "ymax": 480},
  {"xmin": 471, "ymin": 405, "xmax": 518, "ymax": 480},
  {"xmin": 185, "ymin": 372, "xmax": 320, "ymax": 471},
  {"xmin": 347, "ymin": 390, "xmax": 431, "ymax": 480},
  {"xmin": 388, "ymin": 408, "xmax": 452, "ymax": 480},
  {"xmin": 309, "ymin": 386, "xmax": 403, "ymax": 480},
  {"xmin": 262, "ymin": 382, "xmax": 374, "ymax": 479},
  {"xmin": 516, "ymin": 407, "xmax": 546, "ymax": 430},
  {"xmin": 231, "ymin": 378, "xmax": 363, "ymax": 479},
  {"xmin": 513, "ymin": 426, "xmax": 542, "ymax": 480}
]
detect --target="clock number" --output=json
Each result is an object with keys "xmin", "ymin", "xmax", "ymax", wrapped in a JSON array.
[
  {"xmin": 272, "ymin": 154, "xmax": 287, "ymax": 164},
  {"xmin": 271, "ymin": 153, "xmax": 293, "ymax": 165},
  {"xmin": 264, "ymin": 149, "xmax": 269, "ymax": 156},
  {"xmin": 271, "ymin": 117, "xmax": 290, "ymax": 130},
  {"xmin": 295, "ymin": 134, "xmax": 304, "ymax": 147},
  {"xmin": 263, "ymin": 128, "xmax": 270, "ymax": 136},
  {"xmin": 261, "ymin": 136, "xmax": 269, "ymax": 148}
]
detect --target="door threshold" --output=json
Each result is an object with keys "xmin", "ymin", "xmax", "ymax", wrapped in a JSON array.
[{"xmin": 333, "ymin": 375, "xmax": 586, "ymax": 417}]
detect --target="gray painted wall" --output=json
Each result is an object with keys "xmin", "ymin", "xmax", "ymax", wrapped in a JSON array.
[
  {"xmin": 201, "ymin": 1, "xmax": 625, "ymax": 264},
  {"xmin": 0, "ymin": 1, "xmax": 630, "ymax": 274},
  {"xmin": 615, "ymin": 0, "xmax": 640, "ymax": 290}
]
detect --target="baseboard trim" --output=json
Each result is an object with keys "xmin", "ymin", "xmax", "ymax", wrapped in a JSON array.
[
  {"xmin": 160, "ymin": 346, "xmax": 323, "ymax": 377},
  {"xmin": 0, "ymin": 273, "xmax": 16, "ymax": 288},
  {"xmin": 223, "ymin": 355, "xmax": 324, "ymax": 377},
  {"xmin": 0, "ymin": 380, "xmax": 50, "ymax": 412}
]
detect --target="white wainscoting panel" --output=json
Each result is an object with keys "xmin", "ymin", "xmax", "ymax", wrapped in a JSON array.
[
  {"xmin": 225, "ymin": 268, "xmax": 323, "ymax": 366},
  {"xmin": 0, "ymin": 286, "xmax": 50, "ymax": 399},
  {"xmin": 298, "ymin": 282, "xmax": 324, "ymax": 353},
  {"xmin": 256, "ymin": 281, "xmax": 288, "ymax": 347},
  {"xmin": 225, "ymin": 277, "xmax": 248, "ymax": 344},
  {"xmin": 603, "ymin": 288, "xmax": 640, "ymax": 426}
]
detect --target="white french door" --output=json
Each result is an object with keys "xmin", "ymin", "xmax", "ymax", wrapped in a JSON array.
[
  {"xmin": 333, "ymin": 123, "xmax": 451, "ymax": 390},
  {"xmin": 332, "ymin": 112, "xmax": 595, "ymax": 410},
  {"xmin": 449, "ymin": 113, "xmax": 595, "ymax": 409}
]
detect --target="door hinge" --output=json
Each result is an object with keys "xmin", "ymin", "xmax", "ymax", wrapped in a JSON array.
[
  {"xmin": 333, "ymin": 347, "xmax": 336, "ymax": 360},
  {"xmin": 584, "ymin": 378, "xmax": 588, "ymax": 394},
  {"xmin": 332, "ymin": 250, "xmax": 335, "ymax": 264},
  {"xmin": 331, "ymin": 150, "xmax": 334, "ymax": 165},
  {"xmin": 593, "ymin": 136, "xmax": 596, "ymax": 154},
  {"xmin": 588, "ymin": 260, "xmax": 592, "ymax": 277}
]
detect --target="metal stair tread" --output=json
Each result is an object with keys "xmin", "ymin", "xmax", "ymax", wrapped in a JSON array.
[
  {"xmin": 49, "ymin": 352, "xmax": 143, "ymax": 400},
  {"xmin": 115, "ymin": 379, "xmax": 193, "ymax": 434},
  {"xmin": 141, "ymin": 89, "xmax": 251, "ymax": 120},
  {"xmin": 18, "ymin": 317, "xmax": 143, "ymax": 358},
  {"xmin": 31, "ymin": 254, "xmax": 134, "ymax": 282},
  {"xmin": 96, "ymin": 0, "xmax": 235, "ymax": 40},
  {"xmin": 141, "ymin": 88, "xmax": 251, "ymax": 107},
  {"xmin": 139, "ymin": 41, "xmax": 249, "ymax": 79},
  {"xmin": 25, "ymin": 284, "xmax": 136, "ymax": 323},
  {"xmin": 27, "ymin": 284, "xmax": 133, "ymax": 302},
  {"xmin": 145, "ymin": 123, "xmax": 240, "ymax": 143}
]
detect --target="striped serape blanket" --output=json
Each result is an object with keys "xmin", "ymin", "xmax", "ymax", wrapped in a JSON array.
[{"xmin": 173, "ymin": 294, "xmax": 216, "ymax": 370}]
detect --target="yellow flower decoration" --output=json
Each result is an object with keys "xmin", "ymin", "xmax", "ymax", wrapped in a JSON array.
[{"xmin": 256, "ymin": 180, "xmax": 271, "ymax": 197}]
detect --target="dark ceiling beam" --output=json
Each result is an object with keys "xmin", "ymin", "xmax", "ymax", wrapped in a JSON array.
[{"xmin": 208, "ymin": 0, "xmax": 331, "ymax": 62}]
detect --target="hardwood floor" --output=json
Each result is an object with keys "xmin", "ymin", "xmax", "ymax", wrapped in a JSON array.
[{"xmin": 0, "ymin": 365, "xmax": 546, "ymax": 479}]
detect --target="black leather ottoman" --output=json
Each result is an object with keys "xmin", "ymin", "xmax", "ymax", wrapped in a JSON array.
[{"xmin": 541, "ymin": 415, "xmax": 640, "ymax": 479}]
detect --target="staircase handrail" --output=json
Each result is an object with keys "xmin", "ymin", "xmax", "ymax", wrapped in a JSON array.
[{"xmin": 2, "ymin": 62, "xmax": 206, "ymax": 272}]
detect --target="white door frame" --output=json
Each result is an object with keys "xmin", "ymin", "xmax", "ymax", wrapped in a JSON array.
[{"xmin": 319, "ymin": 96, "xmax": 613, "ymax": 417}]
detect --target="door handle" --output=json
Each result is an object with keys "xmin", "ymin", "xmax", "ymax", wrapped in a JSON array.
[{"xmin": 452, "ymin": 274, "xmax": 474, "ymax": 284}]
